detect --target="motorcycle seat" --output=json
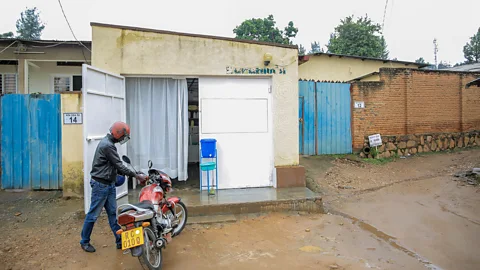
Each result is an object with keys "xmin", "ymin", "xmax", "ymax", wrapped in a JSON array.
[{"xmin": 119, "ymin": 200, "xmax": 155, "ymax": 213}]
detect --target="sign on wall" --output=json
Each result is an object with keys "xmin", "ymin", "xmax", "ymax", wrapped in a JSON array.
[
  {"xmin": 354, "ymin": 101, "xmax": 365, "ymax": 109},
  {"xmin": 226, "ymin": 66, "xmax": 287, "ymax": 75},
  {"xmin": 63, "ymin": 113, "xmax": 83, "ymax": 125},
  {"xmin": 368, "ymin": 134, "xmax": 382, "ymax": 147}
]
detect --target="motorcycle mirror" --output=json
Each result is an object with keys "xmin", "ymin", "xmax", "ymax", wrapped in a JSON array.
[
  {"xmin": 122, "ymin": 155, "xmax": 131, "ymax": 164},
  {"xmin": 148, "ymin": 160, "xmax": 153, "ymax": 169}
]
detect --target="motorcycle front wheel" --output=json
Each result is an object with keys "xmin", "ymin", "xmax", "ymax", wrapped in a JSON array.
[
  {"xmin": 139, "ymin": 227, "xmax": 163, "ymax": 270},
  {"xmin": 171, "ymin": 201, "xmax": 188, "ymax": 237}
]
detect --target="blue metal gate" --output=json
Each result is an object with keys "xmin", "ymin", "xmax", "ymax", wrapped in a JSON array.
[
  {"xmin": 1, "ymin": 94, "xmax": 62, "ymax": 190},
  {"xmin": 299, "ymin": 81, "xmax": 352, "ymax": 155}
]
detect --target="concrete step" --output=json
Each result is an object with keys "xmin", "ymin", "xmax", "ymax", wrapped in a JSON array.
[
  {"xmin": 188, "ymin": 196, "xmax": 324, "ymax": 217},
  {"xmin": 187, "ymin": 214, "xmax": 237, "ymax": 225}
]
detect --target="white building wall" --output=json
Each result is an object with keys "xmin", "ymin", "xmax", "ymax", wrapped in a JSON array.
[{"xmin": 28, "ymin": 62, "xmax": 82, "ymax": 94}]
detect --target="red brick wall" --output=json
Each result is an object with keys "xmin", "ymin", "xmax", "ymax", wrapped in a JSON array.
[
  {"xmin": 351, "ymin": 69, "xmax": 480, "ymax": 150},
  {"xmin": 462, "ymin": 76, "xmax": 480, "ymax": 131}
]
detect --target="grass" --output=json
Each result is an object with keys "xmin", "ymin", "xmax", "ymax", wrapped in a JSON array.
[
  {"xmin": 361, "ymin": 156, "xmax": 398, "ymax": 165},
  {"xmin": 362, "ymin": 146, "xmax": 480, "ymax": 165},
  {"xmin": 303, "ymin": 146, "xmax": 480, "ymax": 167}
]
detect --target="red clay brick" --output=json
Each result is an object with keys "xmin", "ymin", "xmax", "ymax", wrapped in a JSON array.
[{"xmin": 351, "ymin": 69, "xmax": 480, "ymax": 150}]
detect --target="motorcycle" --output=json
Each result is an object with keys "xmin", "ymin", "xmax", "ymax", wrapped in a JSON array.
[{"xmin": 116, "ymin": 155, "xmax": 188, "ymax": 270}]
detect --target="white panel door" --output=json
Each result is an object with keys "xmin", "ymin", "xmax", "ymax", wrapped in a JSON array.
[
  {"xmin": 199, "ymin": 77, "xmax": 273, "ymax": 189},
  {"xmin": 82, "ymin": 64, "xmax": 127, "ymax": 213}
]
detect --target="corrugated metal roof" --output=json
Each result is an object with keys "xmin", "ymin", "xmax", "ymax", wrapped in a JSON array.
[
  {"xmin": 0, "ymin": 38, "xmax": 91, "ymax": 46},
  {"xmin": 90, "ymin": 22, "xmax": 298, "ymax": 49},
  {"xmin": 301, "ymin": 52, "xmax": 429, "ymax": 68},
  {"xmin": 445, "ymin": 63, "xmax": 480, "ymax": 72},
  {"xmin": 350, "ymin": 71, "xmax": 380, "ymax": 81}
]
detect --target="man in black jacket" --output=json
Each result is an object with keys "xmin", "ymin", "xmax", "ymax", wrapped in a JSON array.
[{"xmin": 80, "ymin": 121, "xmax": 147, "ymax": 253}]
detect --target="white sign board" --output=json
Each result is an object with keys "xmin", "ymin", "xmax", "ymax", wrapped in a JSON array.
[
  {"xmin": 63, "ymin": 113, "xmax": 83, "ymax": 124},
  {"xmin": 368, "ymin": 134, "xmax": 382, "ymax": 147},
  {"xmin": 354, "ymin": 101, "xmax": 365, "ymax": 109}
]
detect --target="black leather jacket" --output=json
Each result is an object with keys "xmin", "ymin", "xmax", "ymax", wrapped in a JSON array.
[{"xmin": 90, "ymin": 134, "xmax": 136, "ymax": 185}]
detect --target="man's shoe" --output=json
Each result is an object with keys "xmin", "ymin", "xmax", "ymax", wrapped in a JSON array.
[
  {"xmin": 81, "ymin": 243, "xmax": 96, "ymax": 253},
  {"xmin": 116, "ymin": 243, "xmax": 122, "ymax": 250}
]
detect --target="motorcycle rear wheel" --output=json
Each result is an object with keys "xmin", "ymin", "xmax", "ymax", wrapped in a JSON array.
[{"xmin": 139, "ymin": 227, "xmax": 163, "ymax": 270}]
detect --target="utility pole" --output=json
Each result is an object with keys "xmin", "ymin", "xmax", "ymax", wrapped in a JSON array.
[{"xmin": 433, "ymin": 38, "xmax": 438, "ymax": 70}]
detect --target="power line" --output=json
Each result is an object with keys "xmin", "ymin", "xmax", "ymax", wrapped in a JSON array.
[
  {"xmin": 57, "ymin": 0, "xmax": 91, "ymax": 63},
  {"xmin": 31, "ymin": 41, "xmax": 68, "ymax": 48},
  {"xmin": 0, "ymin": 41, "xmax": 18, "ymax": 54},
  {"xmin": 382, "ymin": 0, "xmax": 389, "ymax": 31}
]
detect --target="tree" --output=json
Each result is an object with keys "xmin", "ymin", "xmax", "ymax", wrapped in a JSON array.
[
  {"xmin": 463, "ymin": 28, "xmax": 480, "ymax": 63},
  {"xmin": 298, "ymin": 44, "xmax": 306, "ymax": 56},
  {"xmin": 0, "ymin": 32, "xmax": 14, "ymax": 38},
  {"xmin": 327, "ymin": 15, "xmax": 389, "ymax": 59},
  {"xmin": 438, "ymin": 61, "xmax": 452, "ymax": 69},
  {"xmin": 415, "ymin": 57, "xmax": 435, "ymax": 69},
  {"xmin": 309, "ymin": 41, "xmax": 322, "ymax": 54},
  {"xmin": 16, "ymin": 7, "xmax": 45, "ymax": 39},
  {"xmin": 233, "ymin": 15, "xmax": 298, "ymax": 45},
  {"xmin": 415, "ymin": 57, "xmax": 426, "ymax": 64}
]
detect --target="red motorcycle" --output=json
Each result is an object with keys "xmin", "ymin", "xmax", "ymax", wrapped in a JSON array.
[{"xmin": 116, "ymin": 155, "xmax": 188, "ymax": 270}]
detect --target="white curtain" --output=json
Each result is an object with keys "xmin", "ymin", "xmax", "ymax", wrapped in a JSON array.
[{"xmin": 126, "ymin": 78, "xmax": 188, "ymax": 180}]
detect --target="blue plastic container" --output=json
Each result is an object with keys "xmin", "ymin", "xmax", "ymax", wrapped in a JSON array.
[{"xmin": 200, "ymin": 138, "xmax": 217, "ymax": 158}]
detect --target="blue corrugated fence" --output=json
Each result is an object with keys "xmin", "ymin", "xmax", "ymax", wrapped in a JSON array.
[
  {"xmin": 299, "ymin": 81, "xmax": 352, "ymax": 155},
  {"xmin": 1, "ymin": 94, "xmax": 62, "ymax": 190}
]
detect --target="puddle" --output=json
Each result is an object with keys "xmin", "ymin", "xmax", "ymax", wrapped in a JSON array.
[{"xmin": 327, "ymin": 208, "xmax": 443, "ymax": 270}]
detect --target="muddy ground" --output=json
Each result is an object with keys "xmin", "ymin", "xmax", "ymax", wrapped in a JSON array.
[{"xmin": 1, "ymin": 149, "xmax": 479, "ymax": 270}]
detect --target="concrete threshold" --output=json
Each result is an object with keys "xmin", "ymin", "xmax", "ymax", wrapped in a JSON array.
[
  {"xmin": 179, "ymin": 187, "xmax": 324, "ymax": 217},
  {"xmin": 188, "ymin": 196, "xmax": 324, "ymax": 216}
]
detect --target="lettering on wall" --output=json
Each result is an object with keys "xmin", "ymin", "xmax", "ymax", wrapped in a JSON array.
[{"xmin": 226, "ymin": 66, "xmax": 287, "ymax": 75}]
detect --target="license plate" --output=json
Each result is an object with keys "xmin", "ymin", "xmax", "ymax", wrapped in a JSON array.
[{"xmin": 121, "ymin": 227, "xmax": 144, "ymax": 250}]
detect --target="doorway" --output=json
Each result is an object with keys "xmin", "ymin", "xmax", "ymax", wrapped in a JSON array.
[
  {"xmin": 125, "ymin": 77, "xmax": 190, "ymax": 190},
  {"xmin": 124, "ymin": 77, "xmax": 202, "ymax": 191},
  {"xmin": 185, "ymin": 78, "xmax": 200, "ymax": 189}
]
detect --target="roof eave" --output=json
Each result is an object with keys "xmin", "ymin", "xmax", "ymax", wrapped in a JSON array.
[
  {"xmin": 350, "ymin": 71, "xmax": 380, "ymax": 82},
  {"xmin": 0, "ymin": 38, "xmax": 91, "ymax": 46},
  {"xmin": 90, "ymin": 22, "xmax": 298, "ymax": 50},
  {"xmin": 306, "ymin": 52, "xmax": 426, "ymax": 68}
]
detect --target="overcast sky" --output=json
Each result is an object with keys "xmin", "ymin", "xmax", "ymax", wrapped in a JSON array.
[{"xmin": 1, "ymin": 0, "xmax": 478, "ymax": 64}]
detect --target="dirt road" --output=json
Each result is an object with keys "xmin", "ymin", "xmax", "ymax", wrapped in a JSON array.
[
  {"xmin": 1, "ymin": 149, "xmax": 479, "ymax": 270},
  {"xmin": 303, "ymin": 148, "xmax": 480, "ymax": 270}
]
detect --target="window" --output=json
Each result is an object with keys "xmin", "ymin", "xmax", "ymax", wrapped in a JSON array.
[
  {"xmin": 73, "ymin": 75, "xmax": 82, "ymax": 91},
  {"xmin": 53, "ymin": 75, "xmax": 82, "ymax": 92},
  {"xmin": 0, "ymin": 73, "xmax": 17, "ymax": 94},
  {"xmin": 53, "ymin": 76, "xmax": 71, "ymax": 92}
]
